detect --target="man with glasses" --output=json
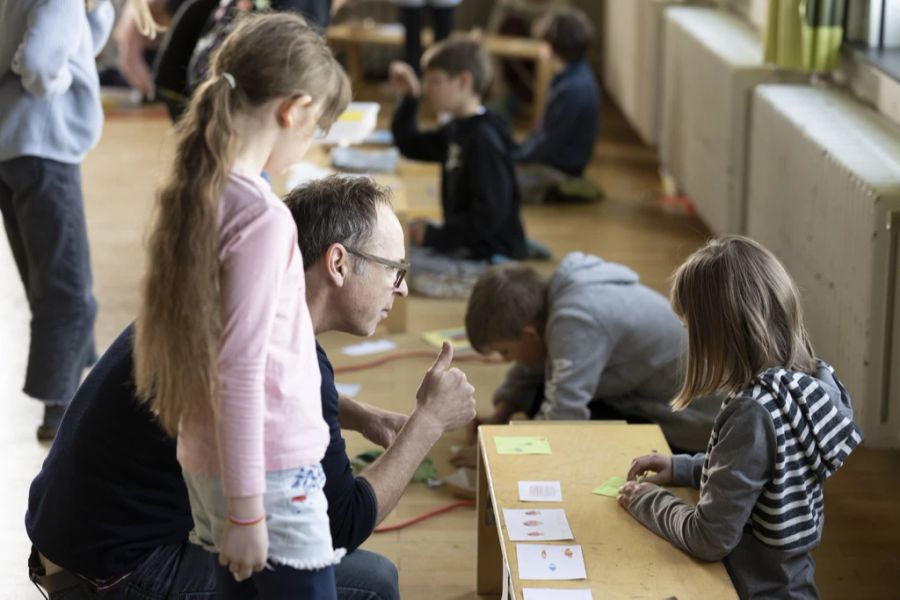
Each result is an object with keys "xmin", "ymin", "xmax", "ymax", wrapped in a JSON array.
[{"xmin": 26, "ymin": 176, "xmax": 476, "ymax": 600}]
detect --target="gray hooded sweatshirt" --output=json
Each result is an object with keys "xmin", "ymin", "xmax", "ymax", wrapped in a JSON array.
[
  {"xmin": 628, "ymin": 363, "xmax": 862, "ymax": 600},
  {"xmin": 494, "ymin": 252, "xmax": 718, "ymax": 452}
]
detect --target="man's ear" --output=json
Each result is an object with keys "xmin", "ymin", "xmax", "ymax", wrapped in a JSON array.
[
  {"xmin": 277, "ymin": 94, "xmax": 313, "ymax": 128},
  {"xmin": 324, "ymin": 243, "xmax": 350, "ymax": 287}
]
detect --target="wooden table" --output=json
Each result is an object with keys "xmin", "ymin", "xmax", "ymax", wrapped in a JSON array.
[
  {"xmin": 326, "ymin": 22, "xmax": 552, "ymax": 128},
  {"xmin": 476, "ymin": 423, "xmax": 738, "ymax": 599}
]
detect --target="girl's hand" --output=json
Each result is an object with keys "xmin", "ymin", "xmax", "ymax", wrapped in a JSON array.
[
  {"xmin": 218, "ymin": 519, "xmax": 267, "ymax": 582},
  {"xmin": 626, "ymin": 453, "xmax": 673, "ymax": 485},
  {"xmin": 616, "ymin": 481, "xmax": 657, "ymax": 509}
]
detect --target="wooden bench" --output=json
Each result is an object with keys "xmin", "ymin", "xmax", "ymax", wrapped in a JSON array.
[{"xmin": 326, "ymin": 22, "xmax": 553, "ymax": 127}]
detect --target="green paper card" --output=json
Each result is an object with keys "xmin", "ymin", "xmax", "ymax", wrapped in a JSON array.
[
  {"xmin": 494, "ymin": 436, "xmax": 552, "ymax": 455},
  {"xmin": 592, "ymin": 476, "xmax": 626, "ymax": 497}
]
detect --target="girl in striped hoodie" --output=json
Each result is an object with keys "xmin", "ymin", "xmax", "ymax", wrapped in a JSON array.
[{"xmin": 617, "ymin": 235, "xmax": 862, "ymax": 600}]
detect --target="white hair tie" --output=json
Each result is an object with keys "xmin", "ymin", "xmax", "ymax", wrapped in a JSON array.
[{"xmin": 222, "ymin": 72, "xmax": 236, "ymax": 89}]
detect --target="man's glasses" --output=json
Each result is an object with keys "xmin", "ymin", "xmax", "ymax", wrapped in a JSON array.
[{"xmin": 346, "ymin": 248, "xmax": 410, "ymax": 289}]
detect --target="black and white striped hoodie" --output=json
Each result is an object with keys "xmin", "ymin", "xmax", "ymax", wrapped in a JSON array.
[
  {"xmin": 628, "ymin": 361, "xmax": 862, "ymax": 599},
  {"xmin": 700, "ymin": 361, "xmax": 863, "ymax": 550}
]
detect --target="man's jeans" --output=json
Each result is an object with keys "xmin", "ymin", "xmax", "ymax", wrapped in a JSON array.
[{"xmin": 31, "ymin": 544, "xmax": 398, "ymax": 600}]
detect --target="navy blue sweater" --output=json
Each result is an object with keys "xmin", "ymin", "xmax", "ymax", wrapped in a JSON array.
[
  {"xmin": 25, "ymin": 326, "xmax": 377, "ymax": 580},
  {"xmin": 392, "ymin": 96, "xmax": 527, "ymax": 260},
  {"xmin": 515, "ymin": 61, "xmax": 600, "ymax": 177}
]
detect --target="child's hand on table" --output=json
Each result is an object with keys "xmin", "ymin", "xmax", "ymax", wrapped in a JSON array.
[
  {"xmin": 616, "ymin": 481, "xmax": 657, "ymax": 509},
  {"xmin": 626, "ymin": 452, "xmax": 673, "ymax": 485}
]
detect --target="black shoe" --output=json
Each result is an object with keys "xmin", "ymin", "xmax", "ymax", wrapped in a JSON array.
[{"xmin": 36, "ymin": 404, "xmax": 66, "ymax": 442}]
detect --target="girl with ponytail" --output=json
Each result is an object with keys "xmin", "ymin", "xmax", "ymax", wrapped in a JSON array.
[{"xmin": 133, "ymin": 11, "xmax": 350, "ymax": 598}]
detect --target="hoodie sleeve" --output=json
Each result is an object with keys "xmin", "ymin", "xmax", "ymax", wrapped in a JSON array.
[
  {"xmin": 423, "ymin": 126, "xmax": 515, "ymax": 254},
  {"xmin": 391, "ymin": 95, "xmax": 448, "ymax": 163},
  {"xmin": 627, "ymin": 399, "xmax": 776, "ymax": 561},
  {"xmin": 540, "ymin": 309, "xmax": 619, "ymax": 420},
  {"xmin": 87, "ymin": 1, "xmax": 115, "ymax": 57},
  {"xmin": 12, "ymin": 0, "xmax": 85, "ymax": 97}
]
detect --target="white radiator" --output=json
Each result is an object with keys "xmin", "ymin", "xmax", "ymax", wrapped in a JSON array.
[
  {"xmin": 747, "ymin": 85, "xmax": 900, "ymax": 448},
  {"xmin": 660, "ymin": 6, "xmax": 782, "ymax": 234},
  {"xmin": 602, "ymin": 0, "xmax": 687, "ymax": 146}
]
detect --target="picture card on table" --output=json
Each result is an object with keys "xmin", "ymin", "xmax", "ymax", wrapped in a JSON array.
[
  {"xmin": 503, "ymin": 508, "xmax": 573, "ymax": 541},
  {"xmin": 523, "ymin": 589, "xmax": 593, "ymax": 600},
  {"xmin": 516, "ymin": 544, "xmax": 587, "ymax": 580},
  {"xmin": 494, "ymin": 436, "xmax": 552, "ymax": 455},
  {"xmin": 518, "ymin": 480, "xmax": 563, "ymax": 502}
]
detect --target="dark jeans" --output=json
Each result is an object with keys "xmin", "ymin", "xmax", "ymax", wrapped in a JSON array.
[
  {"xmin": 32, "ymin": 544, "xmax": 398, "ymax": 600},
  {"xmin": 214, "ymin": 548, "xmax": 399, "ymax": 600},
  {"xmin": 30, "ymin": 542, "xmax": 216, "ymax": 599},
  {"xmin": 399, "ymin": 6, "xmax": 454, "ymax": 72},
  {"xmin": 215, "ymin": 562, "xmax": 336, "ymax": 600},
  {"xmin": 0, "ymin": 156, "xmax": 97, "ymax": 404}
]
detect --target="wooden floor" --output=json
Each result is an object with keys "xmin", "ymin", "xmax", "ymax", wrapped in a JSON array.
[{"xmin": 2, "ymin": 90, "xmax": 899, "ymax": 599}]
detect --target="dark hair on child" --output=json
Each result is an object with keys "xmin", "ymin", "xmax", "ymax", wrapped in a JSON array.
[
  {"xmin": 422, "ymin": 35, "xmax": 494, "ymax": 98},
  {"xmin": 534, "ymin": 6, "xmax": 595, "ymax": 63},
  {"xmin": 465, "ymin": 262, "xmax": 548, "ymax": 353},
  {"xmin": 284, "ymin": 175, "xmax": 394, "ymax": 270}
]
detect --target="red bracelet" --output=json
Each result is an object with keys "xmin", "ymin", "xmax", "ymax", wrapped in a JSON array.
[{"xmin": 227, "ymin": 514, "xmax": 266, "ymax": 526}]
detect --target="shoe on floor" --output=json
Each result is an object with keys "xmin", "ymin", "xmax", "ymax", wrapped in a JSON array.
[
  {"xmin": 36, "ymin": 403, "xmax": 67, "ymax": 442},
  {"xmin": 546, "ymin": 178, "xmax": 604, "ymax": 203}
]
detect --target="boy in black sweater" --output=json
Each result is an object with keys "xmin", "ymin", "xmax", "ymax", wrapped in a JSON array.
[{"xmin": 390, "ymin": 37, "xmax": 527, "ymax": 266}]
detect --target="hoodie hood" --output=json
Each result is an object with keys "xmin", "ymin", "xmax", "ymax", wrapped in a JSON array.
[
  {"xmin": 754, "ymin": 361, "xmax": 862, "ymax": 480},
  {"xmin": 549, "ymin": 252, "xmax": 640, "ymax": 298}
]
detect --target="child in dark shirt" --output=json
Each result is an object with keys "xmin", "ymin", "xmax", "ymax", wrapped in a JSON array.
[
  {"xmin": 390, "ymin": 36, "xmax": 527, "ymax": 296},
  {"xmin": 514, "ymin": 7, "xmax": 601, "ymax": 203}
]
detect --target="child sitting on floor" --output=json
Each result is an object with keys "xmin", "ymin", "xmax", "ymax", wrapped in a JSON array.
[{"xmin": 390, "ymin": 36, "xmax": 528, "ymax": 297}]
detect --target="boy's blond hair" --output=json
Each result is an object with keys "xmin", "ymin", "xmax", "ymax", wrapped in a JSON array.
[
  {"xmin": 465, "ymin": 263, "xmax": 548, "ymax": 353},
  {"xmin": 422, "ymin": 35, "xmax": 494, "ymax": 98},
  {"xmin": 670, "ymin": 235, "xmax": 817, "ymax": 409}
]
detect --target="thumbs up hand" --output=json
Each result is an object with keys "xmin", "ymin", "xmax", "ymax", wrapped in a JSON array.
[{"xmin": 415, "ymin": 341, "xmax": 477, "ymax": 433}]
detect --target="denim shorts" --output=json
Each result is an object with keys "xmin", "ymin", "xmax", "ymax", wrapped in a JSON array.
[{"xmin": 182, "ymin": 464, "xmax": 345, "ymax": 570}]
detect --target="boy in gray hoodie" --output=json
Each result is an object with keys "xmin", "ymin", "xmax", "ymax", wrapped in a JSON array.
[
  {"xmin": 464, "ymin": 252, "xmax": 717, "ymax": 453},
  {"xmin": 0, "ymin": 0, "xmax": 113, "ymax": 439}
]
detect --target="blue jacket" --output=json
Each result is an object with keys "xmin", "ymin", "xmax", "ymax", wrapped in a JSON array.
[
  {"xmin": 0, "ymin": 0, "xmax": 114, "ymax": 163},
  {"xmin": 515, "ymin": 60, "xmax": 600, "ymax": 177}
]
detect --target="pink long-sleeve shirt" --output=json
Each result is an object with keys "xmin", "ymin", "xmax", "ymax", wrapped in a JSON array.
[{"xmin": 177, "ymin": 170, "xmax": 327, "ymax": 498}]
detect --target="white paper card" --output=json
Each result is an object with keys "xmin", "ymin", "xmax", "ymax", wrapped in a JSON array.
[
  {"xmin": 518, "ymin": 481, "xmax": 563, "ymax": 502},
  {"xmin": 335, "ymin": 382, "xmax": 361, "ymax": 398},
  {"xmin": 503, "ymin": 508, "xmax": 573, "ymax": 541},
  {"xmin": 522, "ymin": 588, "xmax": 594, "ymax": 600},
  {"xmin": 341, "ymin": 339, "xmax": 397, "ymax": 356},
  {"xmin": 516, "ymin": 544, "xmax": 587, "ymax": 580},
  {"xmin": 523, "ymin": 589, "xmax": 593, "ymax": 600}
]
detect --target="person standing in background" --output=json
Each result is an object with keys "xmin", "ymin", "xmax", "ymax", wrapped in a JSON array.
[
  {"xmin": 0, "ymin": 0, "xmax": 114, "ymax": 440},
  {"xmin": 395, "ymin": 0, "xmax": 460, "ymax": 73}
]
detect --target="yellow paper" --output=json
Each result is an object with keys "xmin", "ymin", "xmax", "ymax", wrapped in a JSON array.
[
  {"xmin": 338, "ymin": 110, "xmax": 365, "ymax": 122},
  {"xmin": 494, "ymin": 436, "xmax": 552, "ymax": 455},
  {"xmin": 421, "ymin": 326, "xmax": 471, "ymax": 352},
  {"xmin": 592, "ymin": 476, "xmax": 626, "ymax": 497}
]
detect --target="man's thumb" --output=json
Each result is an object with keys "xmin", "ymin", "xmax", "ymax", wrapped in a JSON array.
[{"xmin": 429, "ymin": 340, "xmax": 454, "ymax": 373}]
